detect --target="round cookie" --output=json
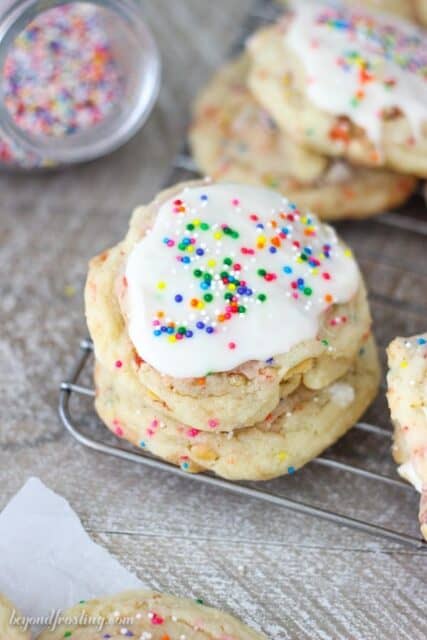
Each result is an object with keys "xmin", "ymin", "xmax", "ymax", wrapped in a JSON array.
[
  {"xmin": 387, "ymin": 333, "xmax": 427, "ymax": 540},
  {"xmin": 95, "ymin": 334, "xmax": 380, "ymax": 480},
  {"xmin": 85, "ymin": 181, "xmax": 374, "ymax": 434},
  {"xmin": 190, "ymin": 55, "xmax": 416, "ymax": 221},
  {"xmin": 248, "ymin": 2, "xmax": 427, "ymax": 177},
  {"xmin": 0, "ymin": 594, "xmax": 30, "ymax": 640},
  {"xmin": 36, "ymin": 590, "xmax": 266, "ymax": 640}
]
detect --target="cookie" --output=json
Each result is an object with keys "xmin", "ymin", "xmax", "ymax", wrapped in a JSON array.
[
  {"xmin": 387, "ymin": 333, "xmax": 427, "ymax": 540},
  {"xmin": 248, "ymin": 2, "xmax": 427, "ymax": 177},
  {"xmin": 190, "ymin": 55, "xmax": 416, "ymax": 220},
  {"xmin": 95, "ymin": 334, "xmax": 380, "ymax": 480},
  {"xmin": 276, "ymin": 0, "xmax": 427, "ymax": 26},
  {"xmin": 0, "ymin": 594, "xmax": 30, "ymax": 640},
  {"xmin": 85, "ymin": 181, "xmax": 375, "ymax": 435},
  {"xmin": 36, "ymin": 590, "xmax": 266, "ymax": 640}
]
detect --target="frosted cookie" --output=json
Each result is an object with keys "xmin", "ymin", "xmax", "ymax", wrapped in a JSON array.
[
  {"xmin": 387, "ymin": 334, "xmax": 427, "ymax": 540},
  {"xmin": 190, "ymin": 55, "xmax": 416, "ymax": 221},
  {"xmin": 0, "ymin": 594, "xmax": 30, "ymax": 640},
  {"xmin": 85, "ymin": 181, "xmax": 375, "ymax": 434},
  {"xmin": 36, "ymin": 590, "xmax": 265, "ymax": 640},
  {"xmin": 276, "ymin": 0, "xmax": 427, "ymax": 26},
  {"xmin": 95, "ymin": 335, "xmax": 380, "ymax": 480},
  {"xmin": 248, "ymin": 1, "xmax": 427, "ymax": 177}
]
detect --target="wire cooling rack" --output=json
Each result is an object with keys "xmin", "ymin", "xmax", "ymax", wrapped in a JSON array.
[{"xmin": 59, "ymin": 0, "xmax": 427, "ymax": 550}]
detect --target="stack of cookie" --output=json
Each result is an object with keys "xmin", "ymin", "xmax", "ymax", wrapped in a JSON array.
[
  {"xmin": 190, "ymin": 0, "xmax": 427, "ymax": 221},
  {"xmin": 86, "ymin": 180, "xmax": 381, "ymax": 480}
]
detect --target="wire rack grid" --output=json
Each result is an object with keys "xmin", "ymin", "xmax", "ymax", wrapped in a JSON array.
[{"xmin": 59, "ymin": 0, "xmax": 427, "ymax": 550}]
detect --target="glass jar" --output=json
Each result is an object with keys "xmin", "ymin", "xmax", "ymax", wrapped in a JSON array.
[{"xmin": 0, "ymin": 0, "xmax": 161, "ymax": 168}]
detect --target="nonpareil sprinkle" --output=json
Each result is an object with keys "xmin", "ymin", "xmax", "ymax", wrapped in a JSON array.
[
  {"xmin": 0, "ymin": 3, "xmax": 124, "ymax": 166},
  {"xmin": 4, "ymin": 4, "xmax": 123, "ymax": 138}
]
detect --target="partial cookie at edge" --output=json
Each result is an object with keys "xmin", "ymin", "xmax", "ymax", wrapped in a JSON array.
[
  {"xmin": 0, "ymin": 594, "xmax": 30, "ymax": 640},
  {"xmin": 275, "ymin": 0, "xmax": 427, "ymax": 25},
  {"xmin": 387, "ymin": 333, "xmax": 427, "ymax": 540},
  {"xmin": 36, "ymin": 590, "xmax": 266, "ymax": 640}
]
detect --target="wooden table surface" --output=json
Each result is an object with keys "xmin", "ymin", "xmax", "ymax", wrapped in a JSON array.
[{"xmin": 1, "ymin": 1, "xmax": 426, "ymax": 638}]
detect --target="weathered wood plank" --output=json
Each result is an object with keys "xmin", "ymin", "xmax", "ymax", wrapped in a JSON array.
[
  {"xmin": 93, "ymin": 533, "xmax": 426, "ymax": 640},
  {"xmin": 0, "ymin": 438, "xmax": 423, "ymax": 553}
]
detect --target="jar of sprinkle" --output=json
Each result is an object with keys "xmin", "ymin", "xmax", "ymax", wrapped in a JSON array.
[{"xmin": 0, "ymin": 0, "xmax": 161, "ymax": 169}]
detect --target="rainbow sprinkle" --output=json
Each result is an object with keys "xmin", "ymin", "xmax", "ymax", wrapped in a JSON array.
[
  {"xmin": 1, "ymin": 3, "xmax": 123, "ymax": 166},
  {"xmin": 151, "ymin": 195, "xmax": 338, "ymax": 344}
]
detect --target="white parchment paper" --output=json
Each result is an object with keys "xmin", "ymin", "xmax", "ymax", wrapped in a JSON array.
[{"xmin": 0, "ymin": 477, "xmax": 142, "ymax": 632}]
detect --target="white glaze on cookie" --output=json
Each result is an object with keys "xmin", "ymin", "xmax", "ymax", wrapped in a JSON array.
[
  {"xmin": 125, "ymin": 183, "xmax": 359, "ymax": 377},
  {"xmin": 285, "ymin": 0, "xmax": 427, "ymax": 145}
]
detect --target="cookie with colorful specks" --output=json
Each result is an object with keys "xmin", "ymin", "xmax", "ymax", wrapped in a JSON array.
[
  {"xmin": 276, "ymin": 0, "xmax": 427, "ymax": 26},
  {"xmin": 85, "ymin": 181, "xmax": 376, "ymax": 435},
  {"xmin": 248, "ymin": 2, "xmax": 427, "ymax": 177},
  {"xmin": 190, "ymin": 55, "xmax": 416, "ymax": 220},
  {"xmin": 94, "ymin": 334, "xmax": 380, "ymax": 480},
  {"xmin": 387, "ymin": 333, "xmax": 427, "ymax": 541},
  {"xmin": 36, "ymin": 590, "xmax": 266, "ymax": 640}
]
